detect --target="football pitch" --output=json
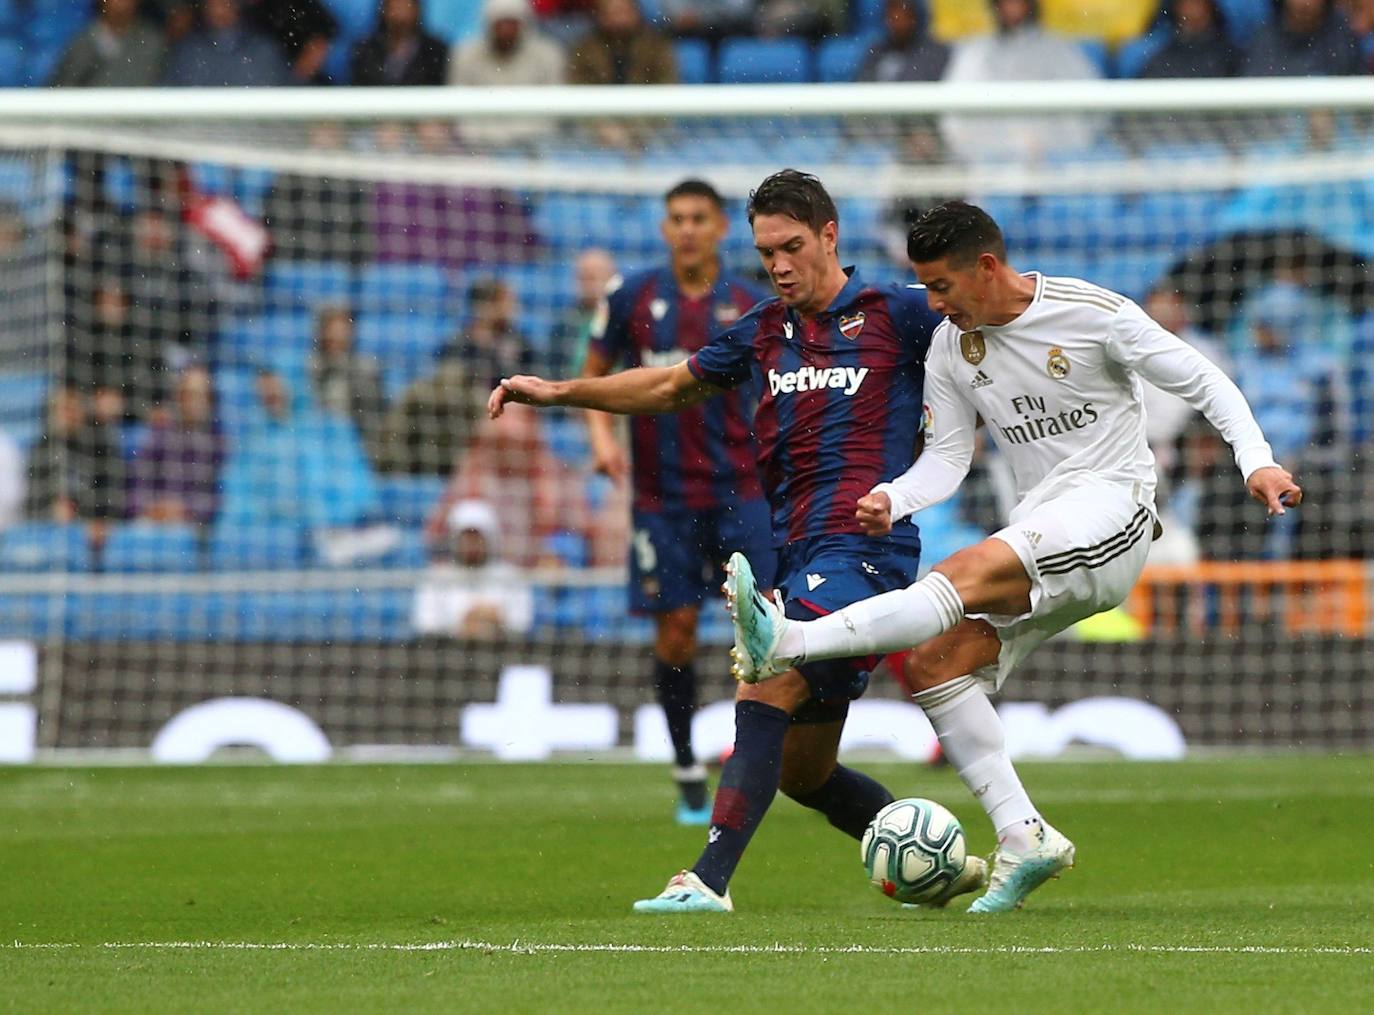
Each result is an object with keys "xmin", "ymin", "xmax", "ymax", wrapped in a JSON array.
[{"xmin": 2, "ymin": 756, "xmax": 1371, "ymax": 1013}]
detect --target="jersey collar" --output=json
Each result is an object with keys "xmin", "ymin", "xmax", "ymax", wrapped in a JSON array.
[{"xmin": 816, "ymin": 266, "xmax": 865, "ymax": 319}]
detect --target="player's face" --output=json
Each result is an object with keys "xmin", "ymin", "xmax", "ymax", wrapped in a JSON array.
[
  {"xmin": 912, "ymin": 254, "xmax": 996, "ymax": 330},
  {"xmin": 662, "ymin": 195, "xmax": 726, "ymax": 273},
  {"xmin": 753, "ymin": 213, "xmax": 837, "ymax": 312}
]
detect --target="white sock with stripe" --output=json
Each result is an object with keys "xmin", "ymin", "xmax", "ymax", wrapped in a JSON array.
[
  {"xmin": 913, "ymin": 676, "xmax": 1041, "ymax": 852},
  {"xmin": 780, "ymin": 571, "xmax": 965, "ymax": 662}
]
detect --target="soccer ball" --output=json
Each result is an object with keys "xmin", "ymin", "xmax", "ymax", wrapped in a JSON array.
[{"xmin": 860, "ymin": 798, "xmax": 968, "ymax": 904}]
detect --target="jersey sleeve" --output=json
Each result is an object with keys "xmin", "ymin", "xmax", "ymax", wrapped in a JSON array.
[
  {"xmin": 888, "ymin": 283, "xmax": 942, "ymax": 357},
  {"xmin": 686, "ymin": 308, "xmax": 760, "ymax": 391},
  {"xmin": 1107, "ymin": 301, "xmax": 1279, "ymax": 480},
  {"xmin": 587, "ymin": 274, "xmax": 634, "ymax": 366},
  {"xmin": 870, "ymin": 328, "xmax": 977, "ymax": 520}
]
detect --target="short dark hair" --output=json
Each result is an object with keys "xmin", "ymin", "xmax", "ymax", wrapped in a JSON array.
[
  {"xmin": 906, "ymin": 200, "xmax": 1006, "ymax": 265},
  {"xmin": 747, "ymin": 169, "xmax": 838, "ymax": 235},
  {"xmin": 665, "ymin": 178, "xmax": 725, "ymax": 210}
]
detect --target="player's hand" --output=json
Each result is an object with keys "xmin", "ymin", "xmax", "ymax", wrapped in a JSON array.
[
  {"xmin": 856, "ymin": 491, "xmax": 894, "ymax": 537},
  {"xmin": 488, "ymin": 375, "xmax": 562, "ymax": 418},
  {"xmin": 1247, "ymin": 465, "xmax": 1303, "ymax": 517},
  {"xmin": 589, "ymin": 432, "xmax": 629, "ymax": 485}
]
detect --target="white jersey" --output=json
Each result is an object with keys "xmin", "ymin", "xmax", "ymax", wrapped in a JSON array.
[{"xmin": 875, "ymin": 274, "xmax": 1278, "ymax": 521}]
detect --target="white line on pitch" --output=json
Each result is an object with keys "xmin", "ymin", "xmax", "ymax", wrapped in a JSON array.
[{"xmin": 5, "ymin": 941, "xmax": 1370, "ymax": 956}]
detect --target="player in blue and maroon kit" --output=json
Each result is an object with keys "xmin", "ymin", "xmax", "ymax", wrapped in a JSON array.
[
  {"xmin": 583, "ymin": 178, "xmax": 776, "ymax": 825},
  {"xmin": 490, "ymin": 170, "xmax": 986, "ymax": 913}
]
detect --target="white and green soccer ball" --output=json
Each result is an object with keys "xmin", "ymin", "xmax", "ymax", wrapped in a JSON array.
[{"xmin": 860, "ymin": 798, "xmax": 968, "ymax": 904}]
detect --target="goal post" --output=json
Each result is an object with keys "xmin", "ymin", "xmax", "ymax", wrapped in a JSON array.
[{"xmin": 0, "ymin": 80, "xmax": 1371, "ymax": 761}]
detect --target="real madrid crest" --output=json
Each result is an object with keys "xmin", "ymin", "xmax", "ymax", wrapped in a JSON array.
[
  {"xmin": 960, "ymin": 331, "xmax": 986, "ymax": 365},
  {"xmin": 838, "ymin": 312, "xmax": 866, "ymax": 341},
  {"xmin": 1046, "ymin": 347, "xmax": 1070, "ymax": 379}
]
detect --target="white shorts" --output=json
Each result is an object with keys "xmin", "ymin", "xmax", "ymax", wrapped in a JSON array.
[{"xmin": 970, "ymin": 483, "xmax": 1155, "ymax": 691}]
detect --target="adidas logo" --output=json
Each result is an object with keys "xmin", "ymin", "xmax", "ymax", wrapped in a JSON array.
[{"xmin": 971, "ymin": 370, "xmax": 994, "ymax": 389}]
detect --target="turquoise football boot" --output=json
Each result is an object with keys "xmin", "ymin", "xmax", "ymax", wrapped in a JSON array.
[
  {"xmin": 968, "ymin": 822, "xmax": 1076, "ymax": 914},
  {"xmin": 632, "ymin": 871, "xmax": 733, "ymax": 914},
  {"xmin": 723, "ymin": 551, "xmax": 795, "ymax": 683}
]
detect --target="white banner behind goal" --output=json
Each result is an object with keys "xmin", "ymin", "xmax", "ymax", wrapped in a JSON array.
[{"xmin": 0, "ymin": 83, "xmax": 1370, "ymax": 760}]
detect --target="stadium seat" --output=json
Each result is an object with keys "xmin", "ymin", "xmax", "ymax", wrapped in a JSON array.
[
  {"xmin": 423, "ymin": 0, "xmax": 483, "ymax": 44},
  {"xmin": 323, "ymin": 0, "xmax": 377, "ymax": 38},
  {"xmin": 1216, "ymin": 0, "xmax": 1270, "ymax": 45},
  {"xmin": 543, "ymin": 531, "xmax": 590, "ymax": 568},
  {"xmin": 262, "ymin": 261, "xmax": 355, "ymax": 311},
  {"xmin": 544, "ymin": 414, "xmax": 590, "ymax": 464},
  {"xmin": 0, "ymin": 38, "xmax": 24, "ymax": 88},
  {"xmin": 853, "ymin": 0, "xmax": 886, "ymax": 31},
  {"xmin": 0, "ymin": 372, "xmax": 47, "ymax": 435},
  {"xmin": 375, "ymin": 474, "xmax": 447, "ymax": 528},
  {"xmin": 0, "ymin": 523, "xmax": 91, "ymax": 573},
  {"xmin": 356, "ymin": 263, "xmax": 455, "ymax": 314},
  {"xmin": 100, "ymin": 523, "xmax": 201, "ymax": 574},
  {"xmin": 354, "ymin": 312, "xmax": 456, "ymax": 397},
  {"xmin": 1076, "ymin": 39, "xmax": 1110, "ymax": 77},
  {"xmin": 718, "ymin": 38, "xmax": 812, "ymax": 84},
  {"xmin": 1114, "ymin": 27, "xmax": 1169, "ymax": 78},
  {"xmin": 674, "ymin": 39, "xmax": 712, "ymax": 85},
  {"xmin": 817, "ymin": 34, "xmax": 875, "ymax": 83},
  {"xmin": 207, "ymin": 523, "xmax": 308, "ymax": 572},
  {"xmin": 219, "ymin": 311, "xmax": 317, "ymax": 366}
]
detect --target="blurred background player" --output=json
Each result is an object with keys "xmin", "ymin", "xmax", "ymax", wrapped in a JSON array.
[
  {"xmin": 492, "ymin": 170, "xmax": 963, "ymax": 913},
  {"xmin": 583, "ymin": 178, "xmax": 773, "ymax": 825}
]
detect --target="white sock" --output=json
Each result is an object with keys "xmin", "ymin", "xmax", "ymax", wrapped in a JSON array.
[
  {"xmin": 779, "ymin": 571, "xmax": 964, "ymax": 662},
  {"xmin": 913, "ymin": 676, "xmax": 1042, "ymax": 852}
]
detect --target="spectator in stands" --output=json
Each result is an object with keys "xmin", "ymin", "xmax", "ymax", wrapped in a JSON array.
[
  {"xmin": 160, "ymin": 0, "xmax": 293, "ymax": 87},
  {"xmin": 50, "ymin": 0, "xmax": 167, "ymax": 87},
  {"xmin": 450, "ymin": 0, "xmax": 566, "ymax": 148},
  {"xmin": 753, "ymin": 0, "xmax": 846, "ymax": 40},
  {"xmin": 263, "ymin": 124, "xmax": 375, "ymax": 265},
  {"xmin": 425, "ymin": 402, "xmax": 591, "ymax": 567},
  {"xmin": 1140, "ymin": 0, "xmax": 1241, "ymax": 78},
  {"xmin": 858, "ymin": 0, "xmax": 949, "ymax": 83},
  {"xmin": 308, "ymin": 306, "xmax": 385, "ymax": 463},
  {"xmin": 412, "ymin": 498, "xmax": 535, "ymax": 637},
  {"xmin": 940, "ymin": 0, "xmax": 1102, "ymax": 164},
  {"xmin": 0, "ymin": 429, "xmax": 24, "ymax": 531},
  {"xmin": 377, "ymin": 358, "xmax": 483, "ymax": 475},
  {"xmin": 532, "ymin": 0, "xmax": 597, "ymax": 42},
  {"xmin": 550, "ymin": 247, "xmax": 616, "ymax": 375},
  {"xmin": 218, "ymin": 368, "xmax": 378, "ymax": 531},
  {"xmin": 1170, "ymin": 419, "xmax": 1268, "ymax": 560},
  {"xmin": 243, "ymin": 0, "xmax": 339, "ymax": 84},
  {"xmin": 657, "ymin": 0, "xmax": 757, "ymax": 42},
  {"xmin": 439, "ymin": 277, "xmax": 535, "ymax": 390},
  {"xmin": 65, "ymin": 277, "xmax": 167, "ymax": 422},
  {"xmin": 569, "ymin": 0, "xmax": 677, "ymax": 85},
  {"xmin": 1241, "ymin": 0, "xmax": 1364, "ymax": 76},
  {"xmin": 351, "ymin": 0, "xmax": 450, "ymax": 86},
  {"xmin": 25, "ymin": 386, "xmax": 127, "ymax": 532},
  {"xmin": 127, "ymin": 364, "xmax": 225, "ymax": 525}
]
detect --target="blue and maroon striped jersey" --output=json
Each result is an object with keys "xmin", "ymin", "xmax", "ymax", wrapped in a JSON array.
[
  {"xmin": 688, "ymin": 269, "xmax": 939, "ymax": 547},
  {"xmin": 589, "ymin": 266, "xmax": 768, "ymax": 513}
]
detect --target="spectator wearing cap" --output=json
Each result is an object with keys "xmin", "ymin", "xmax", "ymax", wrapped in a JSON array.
[
  {"xmin": 1140, "ymin": 0, "xmax": 1241, "ymax": 77},
  {"xmin": 450, "ymin": 0, "xmax": 567, "ymax": 146},
  {"xmin": 412, "ymin": 498, "xmax": 536, "ymax": 638},
  {"xmin": 50, "ymin": 0, "xmax": 167, "ymax": 86},
  {"xmin": 1241, "ymin": 0, "xmax": 1364, "ymax": 76},
  {"xmin": 858, "ymin": 0, "xmax": 949, "ymax": 82},
  {"xmin": 351, "ymin": 0, "xmax": 451, "ymax": 85}
]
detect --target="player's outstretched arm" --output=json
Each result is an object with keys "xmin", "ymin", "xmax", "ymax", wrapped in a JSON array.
[{"xmin": 488, "ymin": 360, "xmax": 718, "ymax": 419}]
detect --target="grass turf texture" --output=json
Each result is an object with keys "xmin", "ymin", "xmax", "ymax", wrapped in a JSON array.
[{"xmin": 2, "ymin": 757, "xmax": 1371, "ymax": 1013}]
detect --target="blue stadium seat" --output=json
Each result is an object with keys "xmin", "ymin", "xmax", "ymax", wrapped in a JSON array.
[
  {"xmin": 262, "ymin": 261, "xmax": 355, "ymax": 310},
  {"xmin": 1114, "ymin": 27, "xmax": 1169, "ymax": 78},
  {"xmin": 207, "ymin": 523, "xmax": 308, "ymax": 572},
  {"xmin": 356, "ymin": 263, "xmax": 455, "ymax": 314},
  {"xmin": 378, "ymin": 529, "xmax": 430, "ymax": 569},
  {"xmin": 423, "ymin": 0, "xmax": 483, "ymax": 43},
  {"xmin": 0, "ymin": 0, "xmax": 17, "ymax": 33},
  {"xmin": 0, "ymin": 523, "xmax": 91, "ymax": 573},
  {"xmin": 323, "ymin": 0, "xmax": 378, "ymax": 38},
  {"xmin": 100, "ymin": 523, "xmax": 201, "ymax": 574},
  {"xmin": 718, "ymin": 38, "xmax": 812, "ymax": 84},
  {"xmin": 219, "ymin": 311, "xmax": 316, "ymax": 366},
  {"xmin": 0, "ymin": 372, "xmax": 47, "ymax": 435},
  {"xmin": 544, "ymin": 413, "xmax": 590, "ymax": 464},
  {"xmin": 817, "ymin": 34, "xmax": 875, "ymax": 83},
  {"xmin": 354, "ymin": 312, "xmax": 456, "ymax": 397},
  {"xmin": 853, "ymin": 0, "xmax": 885, "ymax": 31},
  {"xmin": 1076, "ymin": 38, "xmax": 1110, "ymax": 77},
  {"xmin": 375, "ymin": 474, "xmax": 447, "ymax": 528},
  {"xmin": 674, "ymin": 39, "xmax": 712, "ymax": 84},
  {"xmin": 1216, "ymin": 0, "xmax": 1270, "ymax": 44},
  {"xmin": 543, "ymin": 531, "xmax": 590, "ymax": 568},
  {"xmin": 27, "ymin": 0, "xmax": 90, "ymax": 45},
  {"xmin": 0, "ymin": 38, "xmax": 25, "ymax": 88}
]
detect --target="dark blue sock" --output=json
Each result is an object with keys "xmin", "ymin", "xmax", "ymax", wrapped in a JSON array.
[
  {"xmin": 691, "ymin": 700, "xmax": 790, "ymax": 895},
  {"xmin": 652, "ymin": 659, "xmax": 698, "ymax": 771},
  {"xmin": 789, "ymin": 765, "xmax": 895, "ymax": 840}
]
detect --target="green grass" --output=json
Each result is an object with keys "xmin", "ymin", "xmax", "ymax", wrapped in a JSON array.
[{"xmin": 2, "ymin": 757, "xmax": 1372, "ymax": 1013}]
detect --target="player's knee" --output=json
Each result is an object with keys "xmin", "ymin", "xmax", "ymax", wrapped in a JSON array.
[
  {"xmin": 779, "ymin": 757, "xmax": 834, "ymax": 799},
  {"xmin": 653, "ymin": 612, "xmax": 698, "ymax": 666},
  {"xmin": 903, "ymin": 644, "xmax": 951, "ymax": 694},
  {"xmin": 735, "ymin": 670, "xmax": 810, "ymax": 713}
]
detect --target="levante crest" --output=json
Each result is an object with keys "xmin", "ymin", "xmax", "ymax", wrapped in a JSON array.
[{"xmin": 838, "ymin": 312, "xmax": 866, "ymax": 340}]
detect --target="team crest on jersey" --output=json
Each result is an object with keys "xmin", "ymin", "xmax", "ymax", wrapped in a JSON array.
[
  {"xmin": 650, "ymin": 298, "xmax": 668, "ymax": 321},
  {"xmin": 838, "ymin": 312, "xmax": 866, "ymax": 340},
  {"xmin": 921, "ymin": 402, "xmax": 934, "ymax": 434},
  {"xmin": 960, "ymin": 331, "xmax": 986, "ymax": 365},
  {"xmin": 1046, "ymin": 347, "xmax": 1071, "ymax": 379},
  {"xmin": 714, "ymin": 303, "xmax": 740, "ymax": 325}
]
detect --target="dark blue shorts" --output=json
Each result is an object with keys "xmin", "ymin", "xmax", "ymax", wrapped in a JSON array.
[
  {"xmin": 775, "ymin": 531, "xmax": 923, "ymax": 708},
  {"xmin": 629, "ymin": 499, "xmax": 777, "ymax": 615}
]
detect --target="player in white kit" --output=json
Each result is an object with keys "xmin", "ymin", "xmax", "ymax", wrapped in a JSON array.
[{"xmin": 726, "ymin": 200, "xmax": 1302, "ymax": 913}]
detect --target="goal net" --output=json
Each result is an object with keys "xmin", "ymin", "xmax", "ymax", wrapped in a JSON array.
[{"xmin": 0, "ymin": 82, "xmax": 1370, "ymax": 761}]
